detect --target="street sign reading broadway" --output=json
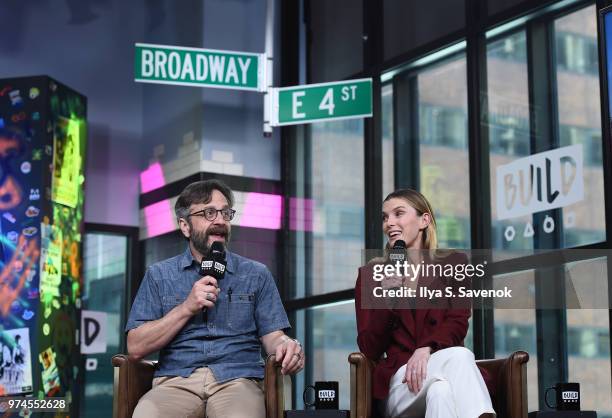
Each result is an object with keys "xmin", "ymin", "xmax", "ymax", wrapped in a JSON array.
[
  {"xmin": 135, "ymin": 43, "xmax": 265, "ymax": 91},
  {"xmin": 270, "ymin": 78, "xmax": 372, "ymax": 126}
]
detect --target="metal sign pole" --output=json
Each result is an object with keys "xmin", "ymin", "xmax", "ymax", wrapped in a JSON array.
[{"xmin": 263, "ymin": 0, "xmax": 275, "ymax": 136}]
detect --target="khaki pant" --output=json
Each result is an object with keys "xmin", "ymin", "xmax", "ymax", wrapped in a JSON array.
[{"xmin": 132, "ymin": 367, "xmax": 265, "ymax": 418}]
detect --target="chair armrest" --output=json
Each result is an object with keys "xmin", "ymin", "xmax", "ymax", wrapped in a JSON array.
[
  {"xmin": 112, "ymin": 354, "xmax": 157, "ymax": 418},
  {"xmin": 476, "ymin": 351, "xmax": 529, "ymax": 418},
  {"xmin": 349, "ymin": 352, "xmax": 375, "ymax": 418},
  {"xmin": 265, "ymin": 354, "xmax": 292, "ymax": 418}
]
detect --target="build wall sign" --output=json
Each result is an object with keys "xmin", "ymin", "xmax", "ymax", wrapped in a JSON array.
[{"xmin": 496, "ymin": 144, "xmax": 584, "ymax": 220}]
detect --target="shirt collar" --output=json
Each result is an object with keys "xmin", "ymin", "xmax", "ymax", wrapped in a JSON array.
[
  {"xmin": 180, "ymin": 246, "xmax": 236, "ymax": 274},
  {"xmin": 180, "ymin": 247, "xmax": 196, "ymax": 270}
]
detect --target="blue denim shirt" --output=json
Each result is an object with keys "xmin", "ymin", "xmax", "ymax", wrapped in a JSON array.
[{"xmin": 125, "ymin": 247, "xmax": 290, "ymax": 382}]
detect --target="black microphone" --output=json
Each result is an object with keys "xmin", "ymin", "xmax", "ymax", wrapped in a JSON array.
[
  {"xmin": 199, "ymin": 241, "xmax": 227, "ymax": 322},
  {"xmin": 389, "ymin": 239, "xmax": 406, "ymax": 263},
  {"xmin": 199, "ymin": 241, "xmax": 227, "ymax": 280}
]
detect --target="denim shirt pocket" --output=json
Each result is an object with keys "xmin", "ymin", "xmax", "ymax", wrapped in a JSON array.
[{"xmin": 226, "ymin": 292, "xmax": 256, "ymax": 333}]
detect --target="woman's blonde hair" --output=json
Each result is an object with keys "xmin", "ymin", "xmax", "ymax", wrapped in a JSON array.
[{"xmin": 383, "ymin": 188, "xmax": 438, "ymax": 250}]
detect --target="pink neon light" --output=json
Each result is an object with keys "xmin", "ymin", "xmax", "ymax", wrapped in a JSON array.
[
  {"xmin": 289, "ymin": 197, "xmax": 314, "ymax": 232},
  {"xmin": 144, "ymin": 200, "xmax": 176, "ymax": 238},
  {"xmin": 239, "ymin": 192, "xmax": 282, "ymax": 230},
  {"xmin": 140, "ymin": 162, "xmax": 166, "ymax": 193}
]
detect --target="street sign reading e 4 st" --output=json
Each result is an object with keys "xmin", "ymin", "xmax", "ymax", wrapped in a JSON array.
[
  {"xmin": 270, "ymin": 78, "xmax": 372, "ymax": 126},
  {"xmin": 135, "ymin": 43, "xmax": 265, "ymax": 91}
]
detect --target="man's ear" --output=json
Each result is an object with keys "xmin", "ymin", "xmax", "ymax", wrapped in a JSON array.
[{"xmin": 178, "ymin": 218, "xmax": 191, "ymax": 239}]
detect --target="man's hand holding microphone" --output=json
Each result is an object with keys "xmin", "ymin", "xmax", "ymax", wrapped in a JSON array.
[
  {"xmin": 182, "ymin": 241, "xmax": 227, "ymax": 317},
  {"xmin": 182, "ymin": 276, "xmax": 220, "ymax": 314}
]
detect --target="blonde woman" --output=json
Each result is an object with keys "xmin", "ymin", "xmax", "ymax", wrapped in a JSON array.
[{"xmin": 355, "ymin": 189, "xmax": 495, "ymax": 418}]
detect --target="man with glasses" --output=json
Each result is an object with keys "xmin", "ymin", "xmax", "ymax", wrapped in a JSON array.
[{"xmin": 126, "ymin": 179, "xmax": 303, "ymax": 418}]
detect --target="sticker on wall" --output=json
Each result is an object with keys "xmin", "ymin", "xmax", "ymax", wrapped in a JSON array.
[
  {"xmin": 81, "ymin": 310, "xmax": 107, "ymax": 354},
  {"xmin": 11, "ymin": 112, "xmax": 26, "ymax": 123},
  {"xmin": 9, "ymin": 90, "xmax": 23, "ymax": 107},
  {"xmin": 51, "ymin": 117, "xmax": 82, "ymax": 208},
  {"xmin": 0, "ymin": 327, "xmax": 34, "ymax": 395},
  {"xmin": 3, "ymin": 212, "xmax": 16, "ymax": 223},
  {"xmin": 85, "ymin": 358, "xmax": 98, "ymax": 371},
  {"xmin": 24, "ymin": 206, "xmax": 39, "ymax": 218},
  {"xmin": 6, "ymin": 231, "xmax": 18, "ymax": 243},
  {"xmin": 39, "ymin": 224, "xmax": 62, "ymax": 299},
  {"xmin": 29, "ymin": 189, "xmax": 40, "ymax": 201},
  {"xmin": 29, "ymin": 88, "xmax": 39, "ymax": 99},
  {"xmin": 38, "ymin": 346, "xmax": 60, "ymax": 396},
  {"xmin": 31, "ymin": 112, "xmax": 40, "ymax": 121},
  {"xmin": 21, "ymin": 310, "xmax": 34, "ymax": 320},
  {"xmin": 20, "ymin": 161, "xmax": 31, "ymax": 174},
  {"xmin": 22, "ymin": 226, "xmax": 37, "ymax": 237},
  {"xmin": 496, "ymin": 144, "xmax": 584, "ymax": 220},
  {"xmin": 32, "ymin": 149, "xmax": 42, "ymax": 161}
]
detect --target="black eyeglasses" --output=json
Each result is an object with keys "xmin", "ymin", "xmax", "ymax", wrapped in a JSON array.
[{"xmin": 188, "ymin": 207, "xmax": 236, "ymax": 221}]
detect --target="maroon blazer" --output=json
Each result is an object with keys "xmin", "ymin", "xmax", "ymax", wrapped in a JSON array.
[{"xmin": 354, "ymin": 252, "xmax": 494, "ymax": 400}]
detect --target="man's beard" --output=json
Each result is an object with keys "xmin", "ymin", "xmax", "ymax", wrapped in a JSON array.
[{"xmin": 189, "ymin": 223, "xmax": 230, "ymax": 257}]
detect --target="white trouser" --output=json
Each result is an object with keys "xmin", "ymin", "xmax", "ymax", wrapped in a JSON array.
[{"xmin": 384, "ymin": 347, "xmax": 495, "ymax": 418}]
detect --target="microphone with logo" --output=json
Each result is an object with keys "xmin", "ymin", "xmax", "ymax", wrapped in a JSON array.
[
  {"xmin": 384, "ymin": 240, "xmax": 407, "ymax": 309},
  {"xmin": 389, "ymin": 239, "xmax": 407, "ymax": 263},
  {"xmin": 199, "ymin": 241, "xmax": 227, "ymax": 322}
]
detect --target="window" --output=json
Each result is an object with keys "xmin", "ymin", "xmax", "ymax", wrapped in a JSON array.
[
  {"xmin": 554, "ymin": 6, "xmax": 606, "ymax": 247},
  {"xmin": 81, "ymin": 233, "xmax": 130, "ymax": 418},
  {"xmin": 293, "ymin": 301, "xmax": 358, "ymax": 410},
  {"xmin": 382, "ymin": 83, "xmax": 395, "ymax": 199},
  {"xmin": 493, "ymin": 270, "xmax": 539, "ymax": 410},
  {"xmin": 487, "ymin": 30, "xmax": 534, "ymax": 252},
  {"xmin": 567, "ymin": 310, "xmax": 612, "ymax": 416},
  {"xmin": 289, "ymin": 120, "xmax": 365, "ymax": 298},
  {"xmin": 393, "ymin": 51, "xmax": 471, "ymax": 248}
]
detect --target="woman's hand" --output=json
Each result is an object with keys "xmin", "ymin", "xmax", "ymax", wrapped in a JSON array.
[
  {"xmin": 381, "ymin": 274, "xmax": 404, "ymax": 290},
  {"xmin": 403, "ymin": 346, "xmax": 431, "ymax": 393}
]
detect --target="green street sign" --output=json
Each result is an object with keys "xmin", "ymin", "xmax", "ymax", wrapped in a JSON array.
[
  {"xmin": 134, "ymin": 43, "xmax": 265, "ymax": 91},
  {"xmin": 270, "ymin": 78, "xmax": 372, "ymax": 126}
]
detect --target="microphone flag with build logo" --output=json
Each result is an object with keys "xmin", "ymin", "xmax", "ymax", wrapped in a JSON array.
[
  {"xmin": 199, "ymin": 241, "xmax": 227, "ymax": 280},
  {"xmin": 389, "ymin": 239, "xmax": 407, "ymax": 263},
  {"xmin": 199, "ymin": 241, "xmax": 227, "ymax": 322}
]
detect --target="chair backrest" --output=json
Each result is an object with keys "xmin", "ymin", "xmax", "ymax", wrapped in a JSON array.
[
  {"xmin": 477, "ymin": 351, "xmax": 529, "ymax": 418},
  {"xmin": 111, "ymin": 354, "xmax": 157, "ymax": 418},
  {"xmin": 265, "ymin": 354, "xmax": 292, "ymax": 418}
]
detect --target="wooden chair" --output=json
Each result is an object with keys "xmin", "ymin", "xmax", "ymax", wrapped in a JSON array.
[
  {"xmin": 349, "ymin": 350, "xmax": 529, "ymax": 418},
  {"xmin": 111, "ymin": 354, "xmax": 291, "ymax": 418}
]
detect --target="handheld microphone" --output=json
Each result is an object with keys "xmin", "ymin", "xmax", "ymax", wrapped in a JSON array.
[
  {"xmin": 199, "ymin": 241, "xmax": 227, "ymax": 322},
  {"xmin": 389, "ymin": 239, "xmax": 406, "ymax": 263},
  {"xmin": 199, "ymin": 241, "xmax": 227, "ymax": 280}
]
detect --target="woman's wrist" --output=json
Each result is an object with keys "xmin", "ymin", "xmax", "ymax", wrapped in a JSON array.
[{"xmin": 417, "ymin": 345, "xmax": 433, "ymax": 354}]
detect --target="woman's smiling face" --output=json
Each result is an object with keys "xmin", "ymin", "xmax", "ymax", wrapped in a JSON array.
[{"xmin": 382, "ymin": 197, "xmax": 430, "ymax": 250}]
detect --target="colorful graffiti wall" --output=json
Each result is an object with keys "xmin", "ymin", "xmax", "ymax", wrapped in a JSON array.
[{"xmin": 0, "ymin": 76, "xmax": 86, "ymax": 415}]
